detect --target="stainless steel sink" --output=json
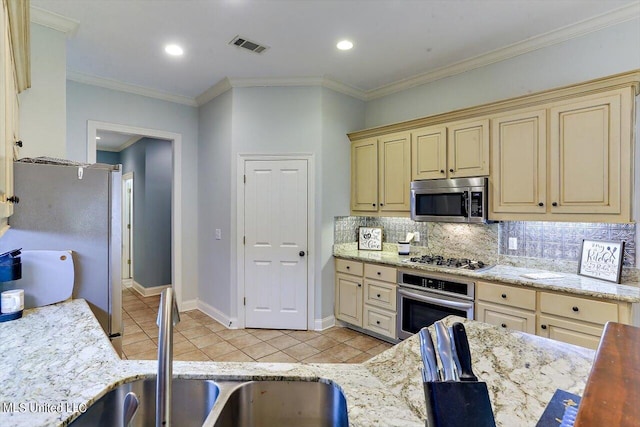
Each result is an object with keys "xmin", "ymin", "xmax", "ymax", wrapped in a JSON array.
[
  {"xmin": 69, "ymin": 377, "xmax": 219, "ymax": 427},
  {"xmin": 209, "ymin": 380, "xmax": 349, "ymax": 427}
]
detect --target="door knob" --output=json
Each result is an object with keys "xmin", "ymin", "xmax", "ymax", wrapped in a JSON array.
[{"xmin": 299, "ymin": 251, "xmax": 305, "ymax": 257}]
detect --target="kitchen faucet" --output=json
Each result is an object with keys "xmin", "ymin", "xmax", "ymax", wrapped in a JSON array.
[{"xmin": 156, "ymin": 287, "xmax": 180, "ymax": 427}]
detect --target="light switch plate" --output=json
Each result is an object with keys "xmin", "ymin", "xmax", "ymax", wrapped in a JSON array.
[
  {"xmin": 413, "ymin": 232, "xmax": 420, "ymax": 242},
  {"xmin": 215, "ymin": 229, "xmax": 222, "ymax": 240},
  {"xmin": 508, "ymin": 237, "xmax": 518, "ymax": 250}
]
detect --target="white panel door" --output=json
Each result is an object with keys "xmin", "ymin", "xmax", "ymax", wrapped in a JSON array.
[{"xmin": 244, "ymin": 159, "xmax": 308, "ymax": 329}]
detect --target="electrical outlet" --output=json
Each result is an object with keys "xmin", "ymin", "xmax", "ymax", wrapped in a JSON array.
[
  {"xmin": 215, "ymin": 229, "xmax": 222, "ymax": 240},
  {"xmin": 508, "ymin": 237, "xmax": 518, "ymax": 250},
  {"xmin": 413, "ymin": 232, "xmax": 420, "ymax": 242}
]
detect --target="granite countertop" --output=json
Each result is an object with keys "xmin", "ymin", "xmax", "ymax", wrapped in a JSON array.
[
  {"xmin": 333, "ymin": 244, "xmax": 640, "ymax": 303},
  {"xmin": 0, "ymin": 300, "xmax": 596, "ymax": 426}
]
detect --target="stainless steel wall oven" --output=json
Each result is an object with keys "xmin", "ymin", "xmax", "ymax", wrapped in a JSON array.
[{"xmin": 397, "ymin": 269, "xmax": 475, "ymax": 340}]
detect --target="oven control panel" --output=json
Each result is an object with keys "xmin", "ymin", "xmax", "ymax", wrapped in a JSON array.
[{"xmin": 398, "ymin": 271, "xmax": 474, "ymax": 299}]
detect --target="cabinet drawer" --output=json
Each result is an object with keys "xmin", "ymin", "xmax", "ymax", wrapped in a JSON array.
[
  {"xmin": 539, "ymin": 292, "xmax": 618, "ymax": 325},
  {"xmin": 364, "ymin": 263, "xmax": 396, "ymax": 282},
  {"xmin": 364, "ymin": 280, "xmax": 397, "ymax": 311},
  {"xmin": 476, "ymin": 302, "xmax": 536, "ymax": 334},
  {"xmin": 363, "ymin": 306, "xmax": 397, "ymax": 339},
  {"xmin": 477, "ymin": 281, "xmax": 536, "ymax": 310},
  {"xmin": 335, "ymin": 258, "xmax": 363, "ymax": 276}
]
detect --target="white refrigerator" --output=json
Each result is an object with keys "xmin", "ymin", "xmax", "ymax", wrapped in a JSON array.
[{"xmin": 0, "ymin": 160, "xmax": 123, "ymax": 354}]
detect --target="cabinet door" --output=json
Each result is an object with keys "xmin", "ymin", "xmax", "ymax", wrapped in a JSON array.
[
  {"xmin": 0, "ymin": 4, "xmax": 10, "ymax": 225},
  {"xmin": 411, "ymin": 126, "xmax": 447, "ymax": 180},
  {"xmin": 476, "ymin": 302, "xmax": 535, "ymax": 334},
  {"xmin": 351, "ymin": 138, "xmax": 378, "ymax": 212},
  {"xmin": 335, "ymin": 273, "xmax": 363, "ymax": 327},
  {"xmin": 538, "ymin": 315, "xmax": 603, "ymax": 350},
  {"xmin": 549, "ymin": 91, "xmax": 628, "ymax": 216},
  {"xmin": 491, "ymin": 110, "xmax": 546, "ymax": 216},
  {"xmin": 378, "ymin": 132, "xmax": 411, "ymax": 212},
  {"xmin": 363, "ymin": 305, "xmax": 397, "ymax": 339},
  {"xmin": 447, "ymin": 118, "xmax": 489, "ymax": 178}
]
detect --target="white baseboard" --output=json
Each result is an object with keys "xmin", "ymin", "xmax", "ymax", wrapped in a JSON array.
[
  {"xmin": 314, "ymin": 315, "xmax": 336, "ymax": 331},
  {"xmin": 131, "ymin": 281, "xmax": 171, "ymax": 297},
  {"xmin": 122, "ymin": 279, "xmax": 133, "ymax": 289},
  {"xmin": 180, "ymin": 298, "xmax": 198, "ymax": 311},
  {"xmin": 197, "ymin": 299, "xmax": 238, "ymax": 329}
]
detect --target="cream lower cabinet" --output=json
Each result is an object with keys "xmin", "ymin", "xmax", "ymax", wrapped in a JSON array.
[
  {"xmin": 477, "ymin": 280, "xmax": 632, "ymax": 350},
  {"xmin": 362, "ymin": 263, "xmax": 397, "ymax": 340},
  {"xmin": 476, "ymin": 281, "xmax": 536, "ymax": 334},
  {"xmin": 537, "ymin": 291, "xmax": 624, "ymax": 350},
  {"xmin": 335, "ymin": 259, "xmax": 363, "ymax": 327},
  {"xmin": 335, "ymin": 258, "xmax": 397, "ymax": 341}
]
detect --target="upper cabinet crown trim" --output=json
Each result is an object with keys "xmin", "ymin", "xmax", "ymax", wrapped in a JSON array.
[{"xmin": 348, "ymin": 70, "xmax": 640, "ymax": 142}]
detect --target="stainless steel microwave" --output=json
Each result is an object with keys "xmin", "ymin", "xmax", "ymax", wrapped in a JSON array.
[{"xmin": 410, "ymin": 177, "xmax": 488, "ymax": 223}]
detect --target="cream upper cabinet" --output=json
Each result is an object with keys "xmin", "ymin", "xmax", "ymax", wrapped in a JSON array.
[
  {"xmin": 548, "ymin": 90, "xmax": 631, "ymax": 219},
  {"xmin": 411, "ymin": 126, "xmax": 447, "ymax": 180},
  {"xmin": 490, "ymin": 88, "xmax": 634, "ymax": 222},
  {"xmin": 351, "ymin": 132, "xmax": 410, "ymax": 215},
  {"xmin": 378, "ymin": 131, "xmax": 411, "ymax": 212},
  {"xmin": 491, "ymin": 109, "xmax": 547, "ymax": 216},
  {"xmin": 447, "ymin": 118, "xmax": 490, "ymax": 178},
  {"xmin": 351, "ymin": 138, "xmax": 378, "ymax": 212}
]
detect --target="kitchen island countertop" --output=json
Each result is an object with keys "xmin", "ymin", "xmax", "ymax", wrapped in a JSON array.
[
  {"xmin": 334, "ymin": 244, "xmax": 640, "ymax": 303},
  {"xmin": 0, "ymin": 299, "xmax": 595, "ymax": 426}
]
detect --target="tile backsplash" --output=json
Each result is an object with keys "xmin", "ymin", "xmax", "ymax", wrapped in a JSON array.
[{"xmin": 334, "ymin": 217, "xmax": 636, "ymax": 269}]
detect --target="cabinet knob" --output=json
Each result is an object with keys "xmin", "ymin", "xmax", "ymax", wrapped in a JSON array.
[
  {"xmin": 377, "ymin": 271, "xmax": 381, "ymax": 275},
  {"xmin": 440, "ymin": 170, "xmax": 445, "ymax": 174},
  {"xmin": 552, "ymin": 202, "xmax": 558, "ymax": 207},
  {"xmin": 372, "ymin": 203, "xmax": 376, "ymax": 207},
  {"xmin": 501, "ymin": 323, "xmax": 507, "ymax": 328},
  {"xmin": 358, "ymin": 284, "xmax": 362, "ymax": 287},
  {"xmin": 449, "ymin": 168, "xmax": 454, "ymax": 173},
  {"xmin": 501, "ymin": 293, "xmax": 507, "ymax": 299},
  {"xmin": 376, "ymin": 320, "xmax": 381, "ymax": 325},
  {"xmin": 380, "ymin": 203, "xmax": 384, "ymax": 206},
  {"xmin": 14, "ymin": 140, "xmax": 23, "ymax": 148},
  {"xmin": 541, "ymin": 324, "xmax": 547, "ymax": 330},
  {"xmin": 346, "ymin": 266, "xmax": 350, "ymax": 270},
  {"xmin": 377, "ymin": 294, "xmax": 381, "ymax": 298},
  {"xmin": 572, "ymin": 306, "xmax": 579, "ymax": 312},
  {"xmin": 538, "ymin": 202, "xmax": 544, "ymax": 207}
]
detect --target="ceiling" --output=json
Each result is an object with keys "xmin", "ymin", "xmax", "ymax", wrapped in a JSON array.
[{"xmin": 31, "ymin": 0, "xmax": 639, "ymax": 105}]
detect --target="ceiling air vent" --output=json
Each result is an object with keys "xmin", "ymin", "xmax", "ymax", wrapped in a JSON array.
[{"xmin": 229, "ymin": 35, "xmax": 269, "ymax": 54}]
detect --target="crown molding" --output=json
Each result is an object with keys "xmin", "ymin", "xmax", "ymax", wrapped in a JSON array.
[
  {"xmin": 67, "ymin": 70, "xmax": 198, "ymax": 106},
  {"xmin": 30, "ymin": 6, "xmax": 79, "ymax": 37},
  {"xmin": 195, "ymin": 78, "xmax": 233, "ymax": 106},
  {"xmin": 365, "ymin": 3, "xmax": 640, "ymax": 100}
]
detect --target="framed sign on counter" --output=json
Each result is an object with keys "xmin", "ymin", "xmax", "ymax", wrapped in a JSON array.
[
  {"xmin": 577, "ymin": 239, "xmax": 624, "ymax": 283},
  {"xmin": 358, "ymin": 227, "xmax": 383, "ymax": 251}
]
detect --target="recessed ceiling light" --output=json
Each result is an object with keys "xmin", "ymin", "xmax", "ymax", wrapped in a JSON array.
[
  {"xmin": 336, "ymin": 40, "xmax": 353, "ymax": 51},
  {"xmin": 164, "ymin": 44, "xmax": 184, "ymax": 56}
]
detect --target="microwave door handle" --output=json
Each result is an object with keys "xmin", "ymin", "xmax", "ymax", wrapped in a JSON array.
[{"xmin": 461, "ymin": 191, "xmax": 469, "ymax": 216}]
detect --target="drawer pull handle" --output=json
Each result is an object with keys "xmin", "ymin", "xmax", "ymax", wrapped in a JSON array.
[
  {"xmin": 377, "ymin": 272, "xmax": 381, "ymax": 275},
  {"xmin": 541, "ymin": 324, "xmax": 547, "ymax": 330},
  {"xmin": 346, "ymin": 266, "xmax": 350, "ymax": 270},
  {"xmin": 501, "ymin": 293, "xmax": 507, "ymax": 299},
  {"xmin": 358, "ymin": 284, "xmax": 362, "ymax": 287},
  {"xmin": 376, "ymin": 320, "xmax": 381, "ymax": 325},
  {"xmin": 572, "ymin": 306, "xmax": 579, "ymax": 312},
  {"xmin": 377, "ymin": 294, "xmax": 381, "ymax": 298},
  {"xmin": 501, "ymin": 323, "xmax": 507, "ymax": 328}
]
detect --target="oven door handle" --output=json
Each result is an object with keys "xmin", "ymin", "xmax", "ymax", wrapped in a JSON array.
[{"xmin": 398, "ymin": 288, "xmax": 474, "ymax": 310}]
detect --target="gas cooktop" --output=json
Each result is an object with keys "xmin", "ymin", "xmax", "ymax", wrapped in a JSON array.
[{"xmin": 403, "ymin": 255, "xmax": 492, "ymax": 271}]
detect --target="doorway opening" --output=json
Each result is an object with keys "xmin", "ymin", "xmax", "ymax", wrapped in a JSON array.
[{"xmin": 87, "ymin": 121, "xmax": 184, "ymax": 307}]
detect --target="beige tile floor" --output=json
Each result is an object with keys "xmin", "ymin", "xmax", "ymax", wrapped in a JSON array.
[{"xmin": 121, "ymin": 288, "xmax": 393, "ymax": 363}]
